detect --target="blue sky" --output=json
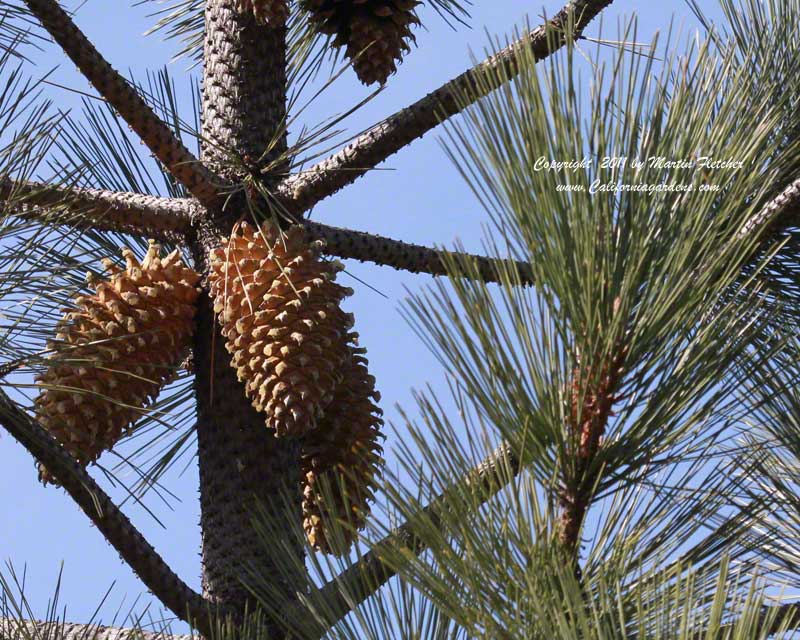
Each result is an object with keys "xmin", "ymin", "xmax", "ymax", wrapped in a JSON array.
[{"xmin": 0, "ymin": 0, "xmax": 728, "ymax": 634}]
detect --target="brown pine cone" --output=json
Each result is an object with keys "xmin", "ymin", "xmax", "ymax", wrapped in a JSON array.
[
  {"xmin": 301, "ymin": 0, "xmax": 420, "ymax": 84},
  {"xmin": 35, "ymin": 242, "xmax": 200, "ymax": 483},
  {"xmin": 302, "ymin": 348, "xmax": 384, "ymax": 554},
  {"xmin": 208, "ymin": 221, "xmax": 355, "ymax": 437}
]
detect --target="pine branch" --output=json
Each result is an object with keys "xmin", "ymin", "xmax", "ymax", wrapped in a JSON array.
[
  {"xmin": 1, "ymin": 178, "xmax": 193, "ymax": 240},
  {"xmin": 0, "ymin": 618, "xmax": 192, "ymax": 640},
  {"xmin": 302, "ymin": 220, "xmax": 534, "ymax": 284},
  {"xmin": 558, "ymin": 345, "xmax": 628, "ymax": 564},
  {"xmin": 1, "ymin": 176, "xmax": 536, "ymax": 280},
  {"xmin": 300, "ymin": 441, "xmax": 519, "ymax": 635},
  {"xmin": 0, "ymin": 389, "xmax": 213, "ymax": 636},
  {"xmin": 740, "ymin": 176, "xmax": 800, "ymax": 238},
  {"xmin": 274, "ymin": 0, "xmax": 614, "ymax": 216},
  {"xmin": 21, "ymin": 0, "xmax": 225, "ymax": 209},
  {"xmin": 3, "ymin": 167, "xmax": 795, "ymax": 274}
]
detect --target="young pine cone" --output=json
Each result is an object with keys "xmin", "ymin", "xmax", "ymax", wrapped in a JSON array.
[
  {"xmin": 301, "ymin": 0, "xmax": 420, "ymax": 85},
  {"xmin": 35, "ymin": 242, "xmax": 200, "ymax": 483},
  {"xmin": 235, "ymin": 0, "xmax": 289, "ymax": 24},
  {"xmin": 208, "ymin": 221, "xmax": 354, "ymax": 438},
  {"xmin": 302, "ymin": 349, "xmax": 384, "ymax": 554}
]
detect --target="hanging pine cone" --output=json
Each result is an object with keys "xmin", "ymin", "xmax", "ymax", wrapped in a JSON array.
[
  {"xmin": 235, "ymin": 0, "xmax": 289, "ymax": 25},
  {"xmin": 208, "ymin": 221, "xmax": 354, "ymax": 437},
  {"xmin": 35, "ymin": 242, "xmax": 200, "ymax": 483},
  {"xmin": 302, "ymin": 0, "xmax": 420, "ymax": 85},
  {"xmin": 302, "ymin": 348, "xmax": 384, "ymax": 554}
]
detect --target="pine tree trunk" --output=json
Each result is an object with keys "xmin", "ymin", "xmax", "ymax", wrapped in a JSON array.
[
  {"xmin": 193, "ymin": 0, "xmax": 299, "ymax": 614},
  {"xmin": 201, "ymin": 0, "xmax": 288, "ymax": 177}
]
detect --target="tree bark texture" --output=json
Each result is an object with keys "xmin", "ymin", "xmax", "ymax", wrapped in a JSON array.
[
  {"xmin": 201, "ymin": 0, "xmax": 288, "ymax": 178},
  {"xmin": 0, "ymin": 619, "xmax": 192, "ymax": 640},
  {"xmin": 194, "ymin": 0, "xmax": 300, "ymax": 614}
]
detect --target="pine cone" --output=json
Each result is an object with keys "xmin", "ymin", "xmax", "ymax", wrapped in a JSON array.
[
  {"xmin": 208, "ymin": 221, "xmax": 354, "ymax": 437},
  {"xmin": 235, "ymin": 0, "xmax": 289, "ymax": 25},
  {"xmin": 302, "ymin": 349, "xmax": 384, "ymax": 554},
  {"xmin": 35, "ymin": 242, "xmax": 200, "ymax": 483},
  {"xmin": 302, "ymin": 0, "xmax": 420, "ymax": 85}
]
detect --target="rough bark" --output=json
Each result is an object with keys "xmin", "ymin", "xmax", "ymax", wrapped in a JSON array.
[
  {"xmin": 302, "ymin": 220, "xmax": 535, "ymax": 284},
  {"xmin": 193, "ymin": 294, "xmax": 301, "ymax": 612},
  {"xmin": 273, "ymin": 0, "xmax": 615, "ymax": 217},
  {"xmin": 0, "ymin": 619, "xmax": 192, "ymax": 640},
  {"xmin": 23, "ymin": 0, "xmax": 224, "ymax": 209},
  {"xmin": 0, "ymin": 178, "xmax": 192, "ymax": 241},
  {"xmin": 194, "ymin": 0, "xmax": 300, "ymax": 617},
  {"xmin": 201, "ymin": 0, "xmax": 287, "ymax": 179},
  {"xmin": 739, "ymin": 176, "xmax": 800, "ymax": 238}
]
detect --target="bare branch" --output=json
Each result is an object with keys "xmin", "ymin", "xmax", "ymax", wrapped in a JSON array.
[
  {"xmin": 1, "ymin": 178, "xmax": 194, "ymax": 241},
  {"xmin": 0, "ymin": 389, "xmax": 212, "ymax": 636},
  {"xmin": 303, "ymin": 220, "xmax": 534, "ymax": 284},
  {"xmin": 22, "ymin": 0, "xmax": 225, "ymax": 209},
  {"xmin": 0, "ymin": 619, "xmax": 192, "ymax": 640},
  {"xmin": 274, "ymin": 0, "xmax": 614, "ymax": 216},
  {"xmin": 3, "ymin": 176, "xmax": 536, "ymax": 280},
  {"xmin": 299, "ymin": 441, "xmax": 520, "ymax": 633}
]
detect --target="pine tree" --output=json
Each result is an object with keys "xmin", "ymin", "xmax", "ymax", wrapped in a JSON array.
[{"xmin": 1, "ymin": 0, "xmax": 800, "ymax": 639}]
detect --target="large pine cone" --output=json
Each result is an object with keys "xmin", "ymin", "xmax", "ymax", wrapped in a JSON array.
[
  {"xmin": 35, "ymin": 242, "xmax": 200, "ymax": 482},
  {"xmin": 302, "ymin": 0, "xmax": 420, "ymax": 85},
  {"xmin": 208, "ymin": 221, "xmax": 354, "ymax": 437},
  {"xmin": 235, "ymin": 0, "xmax": 289, "ymax": 25},
  {"xmin": 302, "ymin": 349, "xmax": 384, "ymax": 554}
]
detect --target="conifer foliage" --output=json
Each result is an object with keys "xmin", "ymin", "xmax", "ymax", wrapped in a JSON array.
[{"xmin": 4, "ymin": 0, "xmax": 800, "ymax": 639}]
